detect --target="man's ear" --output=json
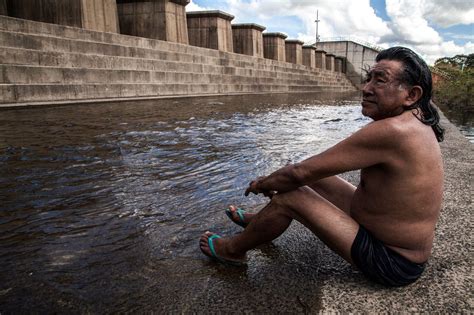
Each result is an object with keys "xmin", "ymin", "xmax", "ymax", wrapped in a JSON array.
[{"xmin": 404, "ymin": 85, "xmax": 423, "ymax": 106}]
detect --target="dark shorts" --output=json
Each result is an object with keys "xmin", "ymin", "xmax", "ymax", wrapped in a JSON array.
[{"xmin": 351, "ymin": 225, "xmax": 426, "ymax": 287}]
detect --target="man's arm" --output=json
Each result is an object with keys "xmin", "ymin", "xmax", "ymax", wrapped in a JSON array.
[{"xmin": 246, "ymin": 119, "xmax": 402, "ymax": 195}]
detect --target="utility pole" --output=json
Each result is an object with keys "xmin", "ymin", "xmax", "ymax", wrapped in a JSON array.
[{"xmin": 315, "ymin": 10, "xmax": 320, "ymax": 49}]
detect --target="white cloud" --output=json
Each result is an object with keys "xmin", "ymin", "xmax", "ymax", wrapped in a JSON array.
[
  {"xmin": 384, "ymin": 0, "xmax": 442, "ymax": 45},
  {"xmin": 199, "ymin": 0, "xmax": 391, "ymax": 44},
  {"xmin": 186, "ymin": 0, "xmax": 209, "ymax": 11},
  {"xmin": 424, "ymin": 0, "xmax": 474, "ymax": 27},
  {"xmin": 382, "ymin": 0, "xmax": 474, "ymax": 64},
  {"xmin": 412, "ymin": 41, "xmax": 474, "ymax": 64},
  {"xmin": 187, "ymin": 0, "xmax": 474, "ymax": 65}
]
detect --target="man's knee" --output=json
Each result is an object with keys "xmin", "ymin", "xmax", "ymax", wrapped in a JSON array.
[{"xmin": 272, "ymin": 186, "xmax": 315, "ymax": 207}]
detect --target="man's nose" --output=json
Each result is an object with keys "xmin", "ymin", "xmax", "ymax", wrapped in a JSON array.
[{"xmin": 362, "ymin": 82, "xmax": 371, "ymax": 97}]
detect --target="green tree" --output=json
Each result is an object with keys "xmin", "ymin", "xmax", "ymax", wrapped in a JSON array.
[
  {"xmin": 433, "ymin": 54, "xmax": 473, "ymax": 112},
  {"xmin": 435, "ymin": 53, "xmax": 474, "ymax": 72}
]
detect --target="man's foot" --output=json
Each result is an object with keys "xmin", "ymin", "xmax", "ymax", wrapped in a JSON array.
[
  {"xmin": 225, "ymin": 205, "xmax": 255, "ymax": 228},
  {"xmin": 199, "ymin": 231, "xmax": 246, "ymax": 266}
]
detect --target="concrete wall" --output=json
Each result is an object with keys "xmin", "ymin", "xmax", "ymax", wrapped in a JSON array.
[
  {"xmin": 263, "ymin": 32, "xmax": 287, "ymax": 62},
  {"xmin": 317, "ymin": 41, "xmax": 379, "ymax": 88},
  {"xmin": 0, "ymin": 0, "xmax": 7, "ymax": 16},
  {"xmin": 285, "ymin": 40, "xmax": 303, "ymax": 65},
  {"xmin": 187, "ymin": 10, "xmax": 234, "ymax": 52},
  {"xmin": 302, "ymin": 46, "xmax": 316, "ymax": 68},
  {"xmin": 5, "ymin": 0, "xmax": 119, "ymax": 33},
  {"xmin": 232, "ymin": 23, "xmax": 265, "ymax": 58},
  {"xmin": 6, "ymin": 0, "xmax": 83, "ymax": 28},
  {"xmin": 117, "ymin": 0, "xmax": 189, "ymax": 44}
]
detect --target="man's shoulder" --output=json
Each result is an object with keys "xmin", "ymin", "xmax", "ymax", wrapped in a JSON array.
[
  {"xmin": 352, "ymin": 115, "xmax": 409, "ymax": 147},
  {"xmin": 360, "ymin": 112, "xmax": 423, "ymax": 140}
]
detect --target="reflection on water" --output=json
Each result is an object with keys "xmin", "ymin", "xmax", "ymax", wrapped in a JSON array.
[{"xmin": 0, "ymin": 93, "xmax": 368, "ymax": 312}]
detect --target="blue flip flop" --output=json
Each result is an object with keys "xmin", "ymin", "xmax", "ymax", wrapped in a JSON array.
[
  {"xmin": 201, "ymin": 233, "xmax": 245, "ymax": 266},
  {"xmin": 225, "ymin": 207, "xmax": 248, "ymax": 228}
]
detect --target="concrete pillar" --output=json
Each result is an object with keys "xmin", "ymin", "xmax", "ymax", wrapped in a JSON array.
[
  {"xmin": 0, "ymin": 0, "xmax": 7, "ymax": 16},
  {"xmin": 232, "ymin": 23, "xmax": 265, "ymax": 58},
  {"xmin": 285, "ymin": 39, "xmax": 303, "ymax": 65},
  {"xmin": 5, "ymin": 0, "xmax": 119, "ymax": 33},
  {"xmin": 117, "ymin": 0, "xmax": 189, "ymax": 44},
  {"xmin": 326, "ymin": 53, "xmax": 335, "ymax": 71},
  {"xmin": 82, "ymin": 0, "xmax": 120, "ymax": 33},
  {"xmin": 186, "ymin": 10, "xmax": 234, "ymax": 52},
  {"xmin": 263, "ymin": 32, "xmax": 287, "ymax": 62},
  {"xmin": 315, "ymin": 50, "xmax": 326, "ymax": 69},
  {"xmin": 302, "ymin": 45, "xmax": 316, "ymax": 68},
  {"xmin": 335, "ymin": 56, "xmax": 344, "ymax": 72}
]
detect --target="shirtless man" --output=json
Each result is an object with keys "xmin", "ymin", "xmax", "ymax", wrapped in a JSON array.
[{"xmin": 199, "ymin": 46, "xmax": 445, "ymax": 286}]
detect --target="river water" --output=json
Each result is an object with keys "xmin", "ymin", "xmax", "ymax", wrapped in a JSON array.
[
  {"xmin": 437, "ymin": 103, "xmax": 474, "ymax": 143},
  {"xmin": 0, "ymin": 92, "xmax": 467, "ymax": 312}
]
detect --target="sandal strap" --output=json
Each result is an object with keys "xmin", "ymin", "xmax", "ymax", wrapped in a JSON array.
[
  {"xmin": 208, "ymin": 234, "xmax": 221, "ymax": 260},
  {"xmin": 236, "ymin": 208, "xmax": 246, "ymax": 223}
]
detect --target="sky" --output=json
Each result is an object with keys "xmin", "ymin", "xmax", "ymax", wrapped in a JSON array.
[{"xmin": 186, "ymin": 0, "xmax": 474, "ymax": 65}]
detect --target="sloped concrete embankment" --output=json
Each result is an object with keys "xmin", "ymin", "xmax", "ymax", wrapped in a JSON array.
[
  {"xmin": 181, "ymin": 115, "xmax": 472, "ymax": 314},
  {"xmin": 0, "ymin": 15, "xmax": 357, "ymax": 107},
  {"xmin": 139, "ymin": 113, "xmax": 471, "ymax": 314}
]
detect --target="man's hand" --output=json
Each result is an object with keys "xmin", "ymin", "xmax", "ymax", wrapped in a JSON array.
[{"xmin": 244, "ymin": 176, "xmax": 276, "ymax": 198}]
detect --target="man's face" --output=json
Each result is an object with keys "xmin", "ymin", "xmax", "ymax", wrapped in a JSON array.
[{"xmin": 361, "ymin": 59, "xmax": 412, "ymax": 121}]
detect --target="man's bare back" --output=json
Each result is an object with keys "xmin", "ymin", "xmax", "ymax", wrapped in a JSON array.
[{"xmin": 350, "ymin": 111, "xmax": 443, "ymax": 263}]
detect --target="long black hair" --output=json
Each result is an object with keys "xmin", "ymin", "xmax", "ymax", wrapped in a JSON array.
[{"xmin": 376, "ymin": 46, "xmax": 444, "ymax": 142}]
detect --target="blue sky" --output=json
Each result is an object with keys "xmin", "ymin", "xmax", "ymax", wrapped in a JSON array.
[{"xmin": 188, "ymin": 0, "xmax": 474, "ymax": 65}]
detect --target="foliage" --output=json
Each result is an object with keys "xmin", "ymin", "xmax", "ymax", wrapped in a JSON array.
[
  {"xmin": 434, "ymin": 53, "xmax": 474, "ymax": 72},
  {"xmin": 433, "ymin": 54, "xmax": 474, "ymax": 112}
]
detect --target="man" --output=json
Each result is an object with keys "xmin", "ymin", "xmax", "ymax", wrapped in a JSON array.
[{"xmin": 199, "ymin": 46, "xmax": 445, "ymax": 287}]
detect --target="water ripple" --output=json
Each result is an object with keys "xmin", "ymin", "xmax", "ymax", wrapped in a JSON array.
[{"xmin": 0, "ymin": 94, "xmax": 368, "ymax": 311}]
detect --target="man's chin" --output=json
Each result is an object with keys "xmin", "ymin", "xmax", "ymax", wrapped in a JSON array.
[
  {"xmin": 361, "ymin": 108, "xmax": 377, "ymax": 120},
  {"xmin": 361, "ymin": 107, "xmax": 370, "ymax": 117}
]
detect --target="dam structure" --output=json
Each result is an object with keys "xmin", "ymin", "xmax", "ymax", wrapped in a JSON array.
[
  {"xmin": 0, "ymin": 0, "xmax": 357, "ymax": 107},
  {"xmin": 316, "ymin": 38, "xmax": 381, "ymax": 89}
]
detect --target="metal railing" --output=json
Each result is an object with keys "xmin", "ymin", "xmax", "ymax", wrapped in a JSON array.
[{"xmin": 307, "ymin": 36, "xmax": 384, "ymax": 52}]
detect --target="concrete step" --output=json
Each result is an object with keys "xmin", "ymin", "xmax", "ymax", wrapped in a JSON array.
[
  {"xmin": 0, "ymin": 83, "xmax": 355, "ymax": 104},
  {"xmin": 0, "ymin": 31, "xmax": 331, "ymax": 77},
  {"xmin": 0, "ymin": 16, "xmax": 352, "ymax": 75},
  {"xmin": 1, "ymin": 64, "xmax": 340, "ymax": 88},
  {"xmin": 0, "ymin": 46, "xmax": 346, "ymax": 83},
  {"xmin": 0, "ymin": 16, "xmax": 329, "ymax": 75},
  {"xmin": 0, "ymin": 15, "xmax": 357, "ymax": 105},
  {"xmin": 0, "ymin": 15, "xmax": 215, "ymax": 57}
]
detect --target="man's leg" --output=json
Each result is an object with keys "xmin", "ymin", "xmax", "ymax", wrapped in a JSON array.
[
  {"xmin": 308, "ymin": 175, "xmax": 356, "ymax": 213},
  {"xmin": 200, "ymin": 185, "xmax": 359, "ymax": 264}
]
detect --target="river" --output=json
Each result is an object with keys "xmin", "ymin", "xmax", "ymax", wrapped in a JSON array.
[{"xmin": 0, "ymin": 92, "xmax": 467, "ymax": 312}]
